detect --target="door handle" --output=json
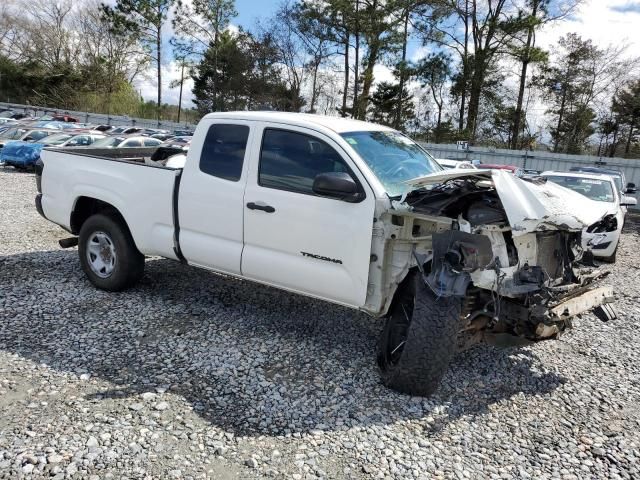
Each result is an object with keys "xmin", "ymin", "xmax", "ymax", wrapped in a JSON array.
[{"xmin": 246, "ymin": 202, "xmax": 275, "ymax": 213}]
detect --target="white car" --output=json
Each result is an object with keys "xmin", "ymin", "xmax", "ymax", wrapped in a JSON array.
[
  {"xmin": 89, "ymin": 135, "xmax": 162, "ymax": 149},
  {"xmin": 35, "ymin": 112, "xmax": 616, "ymax": 396},
  {"xmin": 436, "ymin": 158, "xmax": 476, "ymax": 170},
  {"xmin": 542, "ymin": 171, "xmax": 637, "ymax": 262}
]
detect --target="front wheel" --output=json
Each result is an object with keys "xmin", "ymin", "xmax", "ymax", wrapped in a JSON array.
[
  {"xmin": 377, "ymin": 271, "xmax": 463, "ymax": 396},
  {"xmin": 78, "ymin": 214, "xmax": 145, "ymax": 291}
]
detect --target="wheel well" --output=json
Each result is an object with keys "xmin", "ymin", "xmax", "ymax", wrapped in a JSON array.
[{"xmin": 70, "ymin": 197, "xmax": 127, "ymax": 235}]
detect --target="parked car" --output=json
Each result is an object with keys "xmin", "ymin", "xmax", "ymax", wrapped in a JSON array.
[
  {"xmin": 89, "ymin": 135, "xmax": 162, "ymax": 149},
  {"xmin": 51, "ymin": 114, "xmax": 79, "ymax": 123},
  {"xmin": 0, "ymin": 127, "xmax": 57, "ymax": 151},
  {"xmin": 8, "ymin": 112, "xmax": 30, "ymax": 120},
  {"xmin": 569, "ymin": 166, "xmax": 636, "ymax": 195},
  {"xmin": 436, "ymin": 158, "xmax": 476, "ymax": 170},
  {"xmin": 542, "ymin": 171, "xmax": 637, "ymax": 262},
  {"xmin": 92, "ymin": 125, "xmax": 114, "ymax": 132},
  {"xmin": 0, "ymin": 118, "xmax": 18, "ymax": 125},
  {"xmin": 150, "ymin": 133, "xmax": 175, "ymax": 141},
  {"xmin": 108, "ymin": 126, "xmax": 142, "ymax": 135},
  {"xmin": 0, "ymin": 110, "xmax": 31, "ymax": 120},
  {"xmin": 0, "ymin": 133, "xmax": 106, "ymax": 169},
  {"xmin": 35, "ymin": 111, "xmax": 616, "ymax": 397},
  {"xmin": 476, "ymin": 163, "xmax": 524, "ymax": 176},
  {"xmin": 139, "ymin": 128, "xmax": 170, "ymax": 136},
  {"xmin": 173, "ymin": 129, "xmax": 194, "ymax": 136}
]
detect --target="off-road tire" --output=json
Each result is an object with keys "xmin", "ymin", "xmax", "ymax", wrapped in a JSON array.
[
  {"xmin": 377, "ymin": 271, "xmax": 463, "ymax": 396},
  {"xmin": 78, "ymin": 214, "xmax": 145, "ymax": 291}
]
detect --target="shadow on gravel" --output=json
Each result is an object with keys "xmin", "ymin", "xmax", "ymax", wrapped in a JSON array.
[{"xmin": 0, "ymin": 250, "xmax": 566, "ymax": 436}]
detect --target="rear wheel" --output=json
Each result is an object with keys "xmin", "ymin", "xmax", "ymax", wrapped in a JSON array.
[
  {"xmin": 78, "ymin": 214, "xmax": 145, "ymax": 291},
  {"xmin": 377, "ymin": 271, "xmax": 463, "ymax": 396}
]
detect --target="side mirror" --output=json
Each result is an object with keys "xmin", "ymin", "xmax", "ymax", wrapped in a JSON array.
[
  {"xmin": 621, "ymin": 195, "xmax": 637, "ymax": 207},
  {"xmin": 312, "ymin": 172, "xmax": 365, "ymax": 203},
  {"xmin": 626, "ymin": 182, "xmax": 636, "ymax": 194},
  {"xmin": 23, "ymin": 136, "xmax": 33, "ymax": 141}
]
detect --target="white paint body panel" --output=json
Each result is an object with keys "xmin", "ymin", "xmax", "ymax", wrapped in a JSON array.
[
  {"xmin": 39, "ymin": 150, "xmax": 177, "ymax": 258},
  {"xmin": 241, "ymin": 123, "xmax": 376, "ymax": 308},
  {"xmin": 177, "ymin": 119, "xmax": 256, "ymax": 275}
]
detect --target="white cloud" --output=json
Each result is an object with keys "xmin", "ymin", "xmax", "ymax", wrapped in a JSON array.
[
  {"xmin": 135, "ymin": 61, "xmax": 195, "ymax": 107},
  {"xmin": 372, "ymin": 64, "xmax": 395, "ymax": 85},
  {"xmin": 538, "ymin": 0, "xmax": 639, "ymax": 55}
]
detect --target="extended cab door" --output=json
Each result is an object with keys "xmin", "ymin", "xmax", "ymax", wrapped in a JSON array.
[
  {"xmin": 241, "ymin": 125, "xmax": 375, "ymax": 308},
  {"xmin": 178, "ymin": 120, "xmax": 253, "ymax": 274}
]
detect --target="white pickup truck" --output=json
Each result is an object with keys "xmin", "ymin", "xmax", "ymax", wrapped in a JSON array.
[{"xmin": 35, "ymin": 112, "xmax": 616, "ymax": 396}]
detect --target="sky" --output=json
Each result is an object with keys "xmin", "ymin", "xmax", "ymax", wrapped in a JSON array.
[{"xmin": 136, "ymin": 0, "xmax": 640, "ymax": 109}]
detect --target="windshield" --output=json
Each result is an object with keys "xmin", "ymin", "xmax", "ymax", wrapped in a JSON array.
[
  {"xmin": 0, "ymin": 128, "xmax": 27, "ymax": 140},
  {"xmin": 92, "ymin": 136, "xmax": 124, "ymax": 148},
  {"xmin": 340, "ymin": 131, "xmax": 441, "ymax": 196},
  {"xmin": 44, "ymin": 133, "xmax": 73, "ymax": 145},
  {"xmin": 546, "ymin": 176, "xmax": 615, "ymax": 203},
  {"xmin": 607, "ymin": 174, "xmax": 622, "ymax": 191}
]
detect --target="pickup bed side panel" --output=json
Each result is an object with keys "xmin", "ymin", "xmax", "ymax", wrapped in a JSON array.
[{"xmin": 40, "ymin": 150, "xmax": 177, "ymax": 259}]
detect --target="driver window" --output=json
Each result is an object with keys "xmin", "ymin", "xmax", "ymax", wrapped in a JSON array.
[{"xmin": 259, "ymin": 128, "xmax": 352, "ymax": 195}]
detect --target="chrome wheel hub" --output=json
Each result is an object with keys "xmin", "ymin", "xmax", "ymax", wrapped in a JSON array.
[{"xmin": 87, "ymin": 231, "xmax": 116, "ymax": 278}]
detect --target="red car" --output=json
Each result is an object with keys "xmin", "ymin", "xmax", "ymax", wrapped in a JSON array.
[{"xmin": 52, "ymin": 114, "xmax": 78, "ymax": 123}]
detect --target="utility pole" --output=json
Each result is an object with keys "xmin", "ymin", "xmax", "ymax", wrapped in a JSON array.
[{"xmin": 177, "ymin": 61, "xmax": 185, "ymax": 124}]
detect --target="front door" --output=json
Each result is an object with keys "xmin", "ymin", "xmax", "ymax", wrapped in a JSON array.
[{"xmin": 241, "ymin": 125, "xmax": 375, "ymax": 308}]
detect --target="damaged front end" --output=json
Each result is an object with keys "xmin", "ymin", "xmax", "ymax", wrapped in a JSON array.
[{"xmin": 365, "ymin": 169, "xmax": 616, "ymax": 348}]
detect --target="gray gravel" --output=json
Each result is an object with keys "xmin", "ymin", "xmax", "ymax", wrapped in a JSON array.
[{"xmin": 1, "ymin": 166, "xmax": 640, "ymax": 479}]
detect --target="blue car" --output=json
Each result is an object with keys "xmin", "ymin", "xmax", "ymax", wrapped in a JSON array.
[{"xmin": 0, "ymin": 132, "xmax": 104, "ymax": 169}]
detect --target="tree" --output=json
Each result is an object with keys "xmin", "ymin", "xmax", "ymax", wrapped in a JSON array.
[
  {"xmin": 418, "ymin": 1, "xmax": 533, "ymax": 142},
  {"xmin": 258, "ymin": 2, "xmax": 308, "ymax": 113},
  {"xmin": 172, "ymin": 0, "xmax": 237, "ymax": 57},
  {"xmin": 539, "ymin": 34, "xmax": 628, "ymax": 154},
  {"xmin": 612, "ymin": 79, "xmax": 640, "ymax": 155},
  {"xmin": 415, "ymin": 52, "xmax": 452, "ymax": 139},
  {"xmin": 354, "ymin": 0, "xmax": 400, "ymax": 120},
  {"xmin": 76, "ymin": 0, "xmax": 149, "ymax": 114},
  {"xmin": 191, "ymin": 31, "xmax": 251, "ymax": 113},
  {"xmin": 508, "ymin": 0, "xmax": 581, "ymax": 150},
  {"xmin": 290, "ymin": 1, "xmax": 338, "ymax": 113},
  {"xmin": 102, "ymin": 0, "xmax": 174, "ymax": 121},
  {"xmin": 392, "ymin": 0, "xmax": 422, "ymax": 130},
  {"xmin": 369, "ymin": 81, "xmax": 415, "ymax": 128},
  {"xmin": 191, "ymin": 29, "xmax": 303, "ymax": 114},
  {"xmin": 172, "ymin": 0, "xmax": 237, "ymax": 113}
]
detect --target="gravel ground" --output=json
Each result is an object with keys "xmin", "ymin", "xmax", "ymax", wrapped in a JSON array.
[{"xmin": 1, "ymin": 166, "xmax": 640, "ymax": 480}]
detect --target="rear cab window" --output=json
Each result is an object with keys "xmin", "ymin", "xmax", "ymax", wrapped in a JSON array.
[{"xmin": 199, "ymin": 124, "xmax": 250, "ymax": 181}]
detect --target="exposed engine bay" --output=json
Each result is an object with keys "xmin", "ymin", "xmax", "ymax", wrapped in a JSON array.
[{"xmin": 364, "ymin": 169, "xmax": 616, "ymax": 347}]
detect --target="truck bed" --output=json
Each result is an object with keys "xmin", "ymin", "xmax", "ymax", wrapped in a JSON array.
[{"xmin": 39, "ymin": 149, "xmax": 180, "ymax": 259}]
